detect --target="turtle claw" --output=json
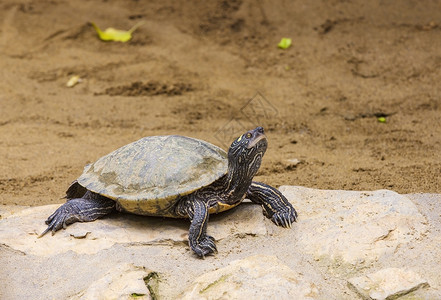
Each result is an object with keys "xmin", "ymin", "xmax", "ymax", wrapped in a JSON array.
[
  {"xmin": 38, "ymin": 227, "xmax": 51, "ymax": 238},
  {"xmin": 39, "ymin": 207, "xmax": 68, "ymax": 238},
  {"xmin": 190, "ymin": 235, "xmax": 217, "ymax": 258},
  {"xmin": 39, "ymin": 201, "xmax": 83, "ymax": 238},
  {"xmin": 271, "ymin": 207, "xmax": 297, "ymax": 229}
]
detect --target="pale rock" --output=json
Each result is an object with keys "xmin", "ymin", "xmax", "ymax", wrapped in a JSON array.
[
  {"xmin": 181, "ymin": 255, "xmax": 319, "ymax": 299},
  {"xmin": 284, "ymin": 158, "xmax": 302, "ymax": 170},
  {"xmin": 0, "ymin": 205, "xmax": 29, "ymax": 219},
  {"xmin": 347, "ymin": 267, "xmax": 429, "ymax": 300},
  {"xmin": 279, "ymin": 186, "xmax": 428, "ymax": 268},
  {"xmin": 70, "ymin": 263, "xmax": 154, "ymax": 300},
  {"xmin": 0, "ymin": 203, "xmax": 267, "ymax": 256}
]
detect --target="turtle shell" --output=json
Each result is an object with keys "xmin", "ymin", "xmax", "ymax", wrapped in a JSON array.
[{"xmin": 77, "ymin": 135, "xmax": 228, "ymax": 216}]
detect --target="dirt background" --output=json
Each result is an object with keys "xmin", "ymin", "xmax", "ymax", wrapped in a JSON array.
[{"xmin": 0, "ymin": 0, "xmax": 440, "ymax": 207}]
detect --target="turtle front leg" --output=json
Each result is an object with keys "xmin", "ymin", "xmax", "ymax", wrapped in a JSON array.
[
  {"xmin": 185, "ymin": 197, "xmax": 217, "ymax": 258},
  {"xmin": 39, "ymin": 191, "xmax": 116, "ymax": 237},
  {"xmin": 247, "ymin": 181, "xmax": 298, "ymax": 228}
]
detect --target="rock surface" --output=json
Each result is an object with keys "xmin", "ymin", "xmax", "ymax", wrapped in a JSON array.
[
  {"xmin": 279, "ymin": 186, "xmax": 428, "ymax": 272},
  {"xmin": 71, "ymin": 263, "xmax": 154, "ymax": 300},
  {"xmin": 181, "ymin": 255, "xmax": 319, "ymax": 299},
  {"xmin": 0, "ymin": 203, "xmax": 267, "ymax": 256},
  {"xmin": 347, "ymin": 268, "xmax": 429, "ymax": 300},
  {"xmin": 0, "ymin": 187, "xmax": 440, "ymax": 299}
]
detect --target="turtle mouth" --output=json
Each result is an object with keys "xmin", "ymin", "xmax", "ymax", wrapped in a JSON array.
[{"xmin": 247, "ymin": 133, "xmax": 267, "ymax": 149}]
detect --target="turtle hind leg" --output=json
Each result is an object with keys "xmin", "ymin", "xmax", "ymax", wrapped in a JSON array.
[{"xmin": 39, "ymin": 191, "xmax": 116, "ymax": 238}]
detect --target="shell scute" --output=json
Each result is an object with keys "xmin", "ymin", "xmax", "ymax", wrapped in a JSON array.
[{"xmin": 77, "ymin": 135, "xmax": 228, "ymax": 215}]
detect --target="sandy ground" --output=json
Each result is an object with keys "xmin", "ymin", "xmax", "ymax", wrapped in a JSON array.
[{"xmin": 0, "ymin": 0, "xmax": 440, "ymax": 207}]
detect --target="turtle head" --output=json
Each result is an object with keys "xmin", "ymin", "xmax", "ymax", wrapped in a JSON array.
[{"xmin": 228, "ymin": 127, "xmax": 267, "ymax": 177}]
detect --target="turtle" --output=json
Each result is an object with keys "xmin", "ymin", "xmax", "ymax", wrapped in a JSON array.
[{"xmin": 40, "ymin": 126, "xmax": 297, "ymax": 257}]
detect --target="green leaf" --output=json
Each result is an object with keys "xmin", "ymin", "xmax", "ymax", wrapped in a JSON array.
[
  {"xmin": 378, "ymin": 117, "xmax": 386, "ymax": 123},
  {"xmin": 278, "ymin": 37, "xmax": 292, "ymax": 49},
  {"xmin": 91, "ymin": 21, "xmax": 144, "ymax": 42}
]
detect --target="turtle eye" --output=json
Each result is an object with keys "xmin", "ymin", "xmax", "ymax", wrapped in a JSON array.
[{"xmin": 245, "ymin": 132, "xmax": 252, "ymax": 139}]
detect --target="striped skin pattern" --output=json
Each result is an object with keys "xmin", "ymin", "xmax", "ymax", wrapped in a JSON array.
[
  {"xmin": 187, "ymin": 198, "xmax": 217, "ymax": 256},
  {"xmin": 41, "ymin": 191, "xmax": 115, "ymax": 237},
  {"xmin": 247, "ymin": 182, "xmax": 298, "ymax": 228},
  {"xmin": 40, "ymin": 127, "xmax": 298, "ymax": 257}
]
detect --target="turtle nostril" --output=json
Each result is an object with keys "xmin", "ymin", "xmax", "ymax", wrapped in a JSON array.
[{"xmin": 256, "ymin": 127, "xmax": 264, "ymax": 134}]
